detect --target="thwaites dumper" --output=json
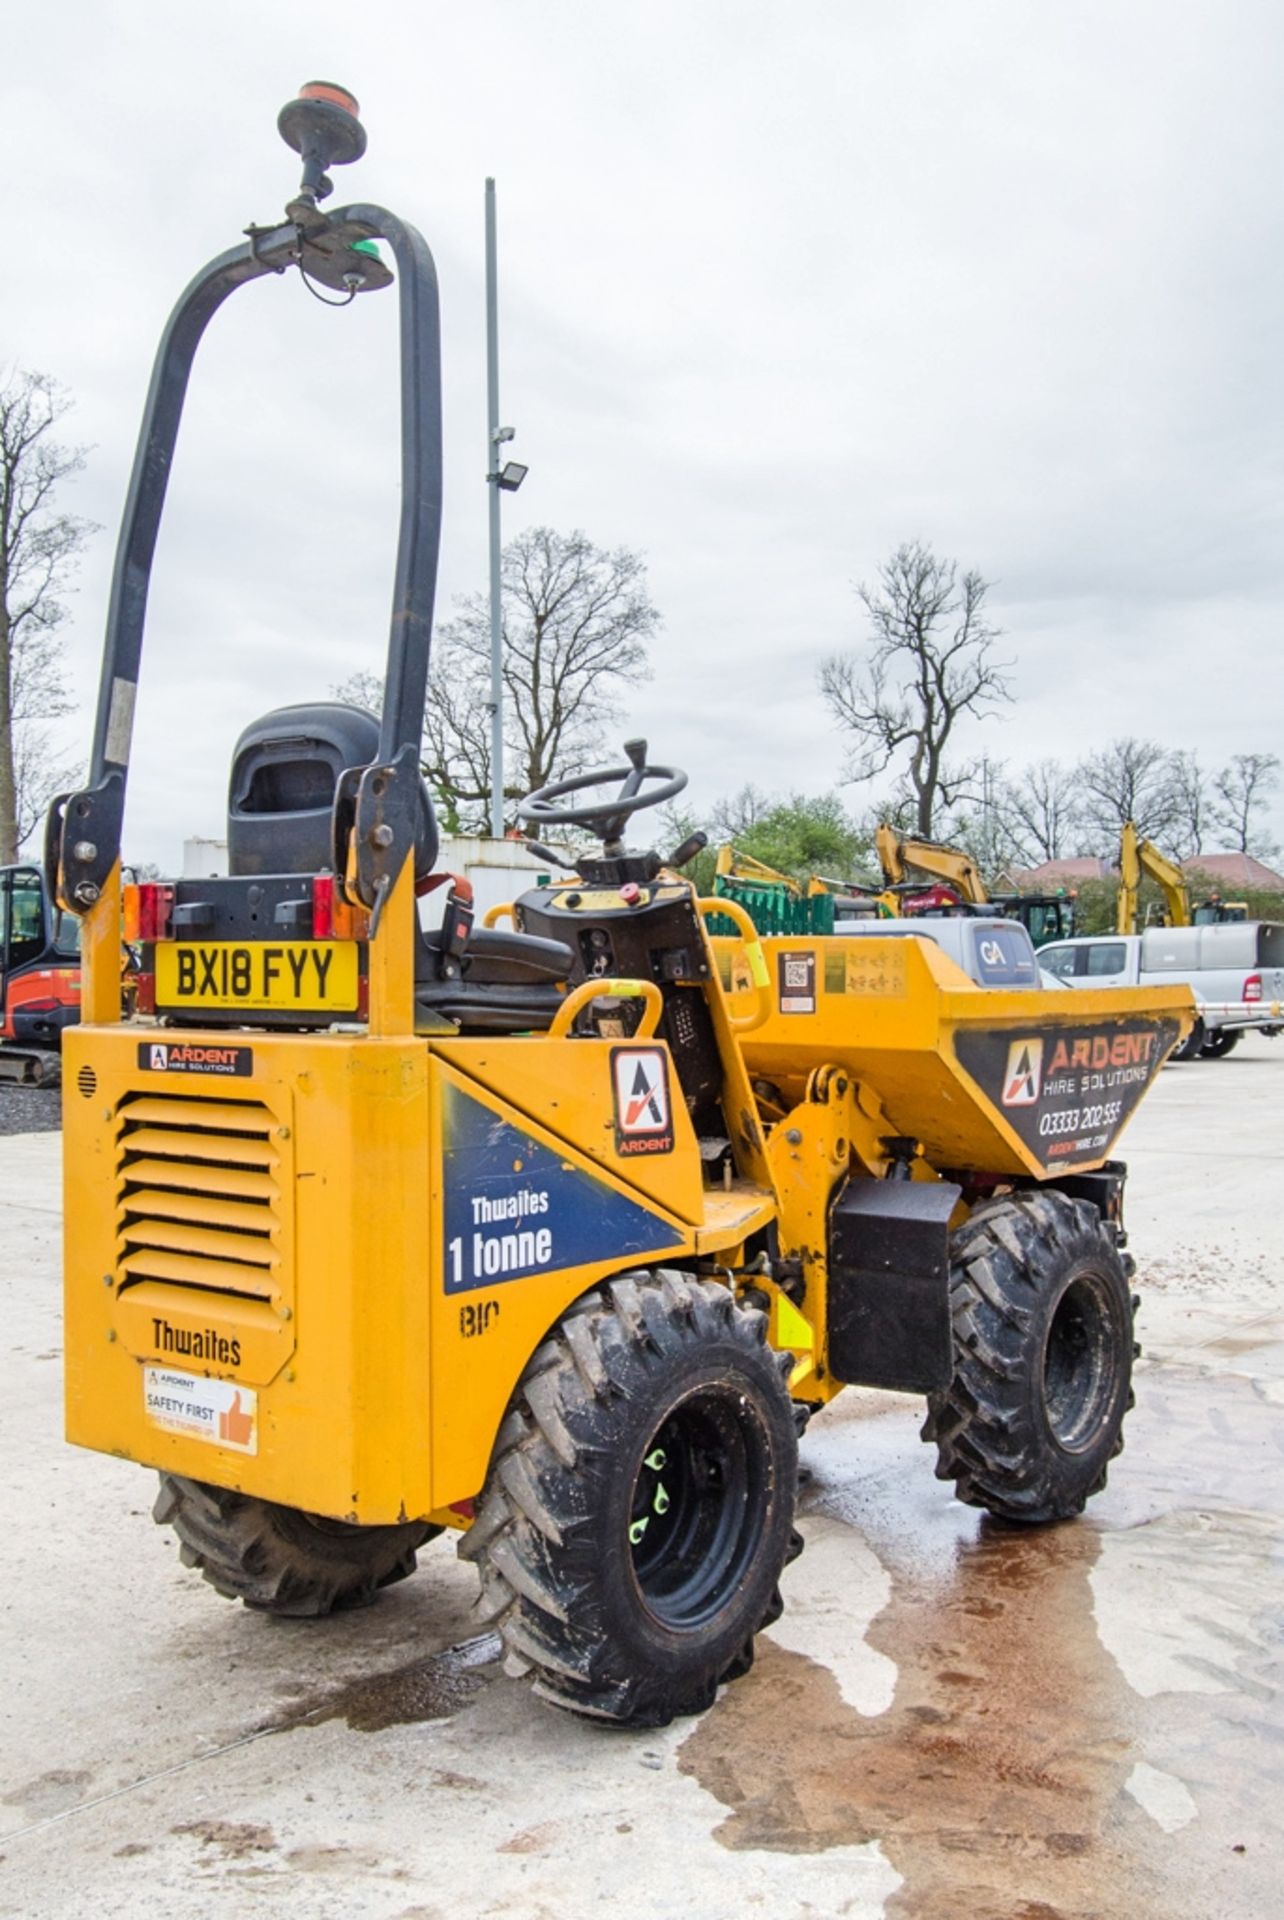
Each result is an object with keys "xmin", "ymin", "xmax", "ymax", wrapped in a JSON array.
[{"xmin": 53, "ymin": 87, "xmax": 1195, "ymax": 1728}]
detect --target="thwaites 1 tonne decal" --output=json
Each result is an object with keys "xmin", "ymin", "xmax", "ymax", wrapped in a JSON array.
[
  {"xmin": 955, "ymin": 1017, "xmax": 1181, "ymax": 1170},
  {"xmin": 440, "ymin": 1080, "xmax": 683, "ymax": 1294}
]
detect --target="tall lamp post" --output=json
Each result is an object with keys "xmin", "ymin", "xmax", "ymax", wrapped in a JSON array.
[{"xmin": 485, "ymin": 176, "xmax": 528, "ymax": 839}]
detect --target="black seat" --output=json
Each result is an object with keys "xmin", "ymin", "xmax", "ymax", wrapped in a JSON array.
[{"xmin": 415, "ymin": 907, "xmax": 574, "ymax": 1034}]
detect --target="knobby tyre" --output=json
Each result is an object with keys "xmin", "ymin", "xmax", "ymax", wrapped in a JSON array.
[
  {"xmin": 154, "ymin": 1474, "xmax": 439, "ymax": 1616},
  {"xmin": 460, "ymin": 1269, "xmax": 800, "ymax": 1727},
  {"xmin": 1172, "ymin": 1018, "xmax": 1206, "ymax": 1062},
  {"xmin": 921, "ymin": 1190, "xmax": 1135, "ymax": 1523}
]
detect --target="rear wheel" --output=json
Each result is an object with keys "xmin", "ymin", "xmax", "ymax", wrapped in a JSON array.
[
  {"xmin": 460, "ymin": 1270, "xmax": 799, "ymax": 1726},
  {"xmin": 922, "ymin": 1191, "xmax": 1135, "ymax": 1523},
  {"xmin": 1172, "ymin": 1018, "xmax": 1206, "ymax": 1062},
  {"xmin": 154, "ymin": 1474, "xmax": 438, "ymax": 1616},
  {"xmin": 1200, "ymin": 1029, "xmax": 1240, "ymax": 1058}
]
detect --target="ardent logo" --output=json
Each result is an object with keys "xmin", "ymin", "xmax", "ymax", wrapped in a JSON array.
[
  {"xmin": 1002, "ymin": 1038, "xmax": 1043, "ymax": 1106},
  {"xmin": 611, "ymin": 1047, "xmax": 675, "ymax": 1156}
]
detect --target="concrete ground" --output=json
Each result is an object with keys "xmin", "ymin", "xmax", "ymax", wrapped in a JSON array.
[{"xmin": 1, "ymin": 1039, "xmax": 1280, "ymax": 1919}]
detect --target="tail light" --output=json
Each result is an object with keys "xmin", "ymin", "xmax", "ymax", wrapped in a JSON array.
[
  {"xmin": 1244, "ymin": 973, "xmax": 1262, "ymax": 1002},
  {"xmin": 312, "ymin": 873, "xmax": 335, "ymax": 939},
  {"xmin": 123, "ymin": 883, "xmax": 174, "ymax": 942}
]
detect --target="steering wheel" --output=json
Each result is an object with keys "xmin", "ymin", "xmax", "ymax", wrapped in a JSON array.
[{"xmin": 520, "ymin": 738, "xmax": 687, "ymax": 844}]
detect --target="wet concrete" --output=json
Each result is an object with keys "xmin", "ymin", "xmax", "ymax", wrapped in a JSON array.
[
  {"xmin": 264, "ymin": 1633, "xmax": 502, "ymax": 1735},
  {"xmin": 1, "ymin": 1038, "xmax": 1281, "ymax": 1918},
  {"xmin": 681, "ymin": 1357, "xmax": 1283, "ymax": 1918}
]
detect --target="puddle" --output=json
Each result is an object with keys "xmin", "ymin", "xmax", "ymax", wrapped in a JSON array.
[
  {"xmin": 264, "ymin": 1632, "xmax": 502, "ymax": 1735},
  {"xmin": 680, "ymin": 1517, "xmax": 1141, "ymax": 1916},
  {"xmin": 681, "ymin": 1362, "xmax": 1283, "ymax": 1918}
]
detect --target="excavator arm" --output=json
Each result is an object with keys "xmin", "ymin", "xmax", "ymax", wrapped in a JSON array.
[
  {"xmin": 875, "ymin": 825, "xmax": 988, "ymax": 905},
  {"xmin": 1116, "ymin": 822, "xmax": 1191, "ymax": 933}
]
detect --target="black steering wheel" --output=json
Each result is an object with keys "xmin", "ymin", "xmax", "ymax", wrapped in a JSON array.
[{"xmin": 520, "ymin": 739, "xmax": 687, "ymax": 845}]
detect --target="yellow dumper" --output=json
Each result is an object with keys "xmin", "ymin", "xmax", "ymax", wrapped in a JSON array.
[{"xmin": 52, "ymin": 84, "xmax": 1193, "ymax": 1728}]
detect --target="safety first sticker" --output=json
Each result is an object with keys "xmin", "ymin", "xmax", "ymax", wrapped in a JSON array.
[
  {"xmin": 611, "ymin": 1047, "xmax": 675, "ymax": 1156},
  {"xmin": 143, "ymin": 1367, "xmax": 258, "ymax": 1454}
]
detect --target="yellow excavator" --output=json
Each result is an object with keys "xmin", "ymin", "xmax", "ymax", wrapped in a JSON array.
[
  {"xmin": 1115, "ymin": 824, "xmax": 1190, "ymax": 934},
  {"xmin": 875, "ymin": 826, "xmax": 1075, "ymax": 948},
  {"xmin": 1116, "ymin": 824, "xmax": 1248, "ymax": 931}
]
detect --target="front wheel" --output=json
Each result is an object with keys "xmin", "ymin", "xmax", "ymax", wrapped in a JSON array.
[
  {"xmin": 460, "ymin": 1270, "xmax": 799, "ymax": 1726},
  {"xmin": 922, "ymin": 1191, "xmax": 1135, "ymax": 1523}
]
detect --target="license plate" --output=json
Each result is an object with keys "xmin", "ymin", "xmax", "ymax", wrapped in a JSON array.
[{"xmin": 154, "ymin": 940, "xmax": 359, "ymax": 1012}]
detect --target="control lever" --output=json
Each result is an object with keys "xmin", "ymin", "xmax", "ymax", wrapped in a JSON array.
[
  {"xmin": 668, "ymin": 830, "xmax": 708, "ymax": 868},
  {"xmin": 524, "ymin": 840, "xmax": 579, "ymax": 871}
]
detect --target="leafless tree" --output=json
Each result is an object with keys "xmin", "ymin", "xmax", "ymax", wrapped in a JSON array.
[
  {"xmin": 438, "ymin": 527, "xmax": 658, "ymax": 829},
  {"xmin": 1214, "ymin": 751, "xmax": 1280, "ymax": 857},
  {"xmin": 994, "ymin": 758, "xmax": 1082, "ymax": 867},
  {"xmin": 1165, "ymin": 749, "xmax": 1215, "ymax": 859},
  {"xmin": 708, "ymin": 784, "xmax": 772, "ymax": 840},
  {"xmin": 336, "ymin": 527, "xmax": 656, "ymax": 833},
  {"xmin": 0, "ymin": 369, "xmax": 95, "ymax": 861},
  {"xmin": 1073, "ymin": 737, "xmax": 1179, "ymax": 851},
  {"xmin": 819, "ymin": 541, "xmax": 1011, "ymax": 837}
]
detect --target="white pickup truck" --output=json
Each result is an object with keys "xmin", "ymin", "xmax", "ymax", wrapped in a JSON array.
[{"xmin": 1037, "ymin": 922, "xmax": 1284, "ymax": 1059}]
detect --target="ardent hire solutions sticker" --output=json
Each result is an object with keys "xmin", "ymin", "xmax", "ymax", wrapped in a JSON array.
[{"xmin": 143, "ymin": 1367, "xmax": 258, "ymax": 1454}]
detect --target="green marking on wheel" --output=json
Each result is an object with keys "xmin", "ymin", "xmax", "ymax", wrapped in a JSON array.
[
  {"xmin": 629, "ymin": 1517, "xmax": 649, "ymax": 1545},
  {"xmin": 653, "ymin": 1483, "xmax": 670, "ymax": 1515},
  {"xmin": 644, "ymin": 1448, "xmax": 667, "ymax": 1471}
]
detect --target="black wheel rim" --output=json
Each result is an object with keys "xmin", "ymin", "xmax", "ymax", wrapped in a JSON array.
[
  {"xmin": 628, "ymin": 1388, "xmax": 768, "ymax": 1630},
  {"xmin": 1042, "ymin": 1272, "xmax": 1118, "ymax": 1451}
]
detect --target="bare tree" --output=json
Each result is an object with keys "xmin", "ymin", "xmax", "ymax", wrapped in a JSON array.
[
  {"xmin": 995, "ymin": 758, "xmax": 1082, "ymax": 867},
  {"xmin": 1073, "ymin": 737, "xmax": 1179, "ymax": 851},
  {"xmin": 336, "ymin": 528, "xmax": 656, "ymax": 833},
  {"xmin": 819, "ymin": 541, "xmax": 1011, "ymax": 837},
  {"xmin": 431, "ymin": 527, "xmax": 656, "ymax": 830},
  {"xmin": 0, "ymin": 369, "xmax": 95, "ymax": 861},
  {"xmin": 709, "ymin": 784, "xmax": 772, "ymax": 839},
  {"xmin": 1214, "ymin": 751, "xmax": 1280, "ymax": 857},
  {"xmin": 1166, "ymin": 749, "xmax": 1215, "ymax": 859}
]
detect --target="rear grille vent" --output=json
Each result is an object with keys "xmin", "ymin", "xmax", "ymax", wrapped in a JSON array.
[
  {"xmin": 115, "ymin": 1094, "xmax": 281, "ymax": 1302},
  {"xmin": 77, "ymin": 1065, "xmax": 97, "ymax": 1098}
]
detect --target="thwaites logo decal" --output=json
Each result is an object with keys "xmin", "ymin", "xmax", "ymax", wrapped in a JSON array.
[
  {"xmin": 778, "ymin": 949, "xmax": 816, "ymax": 1014},
  {"xmin": 956, "ymin": 1018, "xmax": 1180, "ymax": 1169},
  {"xmin": 138, "ymin": 1041, "xmax": 253, "ymax": 1077},
  {"xmin": 611, "ymin": 1046, "xmax": 675, "ymax": 1156},
  {"xmin": 440, "ymin": 1080, "xmax": 683, "ymax": 1294}
]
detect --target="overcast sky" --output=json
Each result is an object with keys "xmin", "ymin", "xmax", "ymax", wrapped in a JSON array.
[{"xmin": 10, "ymin": 0, "xmax": 1284, "ymax": 864}]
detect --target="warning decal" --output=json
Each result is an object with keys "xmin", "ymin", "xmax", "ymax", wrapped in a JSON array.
[
  {"xmin": 611, "ymin": 1047, "xmax": 675, "ymax": 1156},
  {"xmin": 143, "ymin": 1367, "xmax": 258, "ymax": 1454},
  {"xmin": 1002, "ymin": 1037, "xmax": 1043, "ymax": 1106}
]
